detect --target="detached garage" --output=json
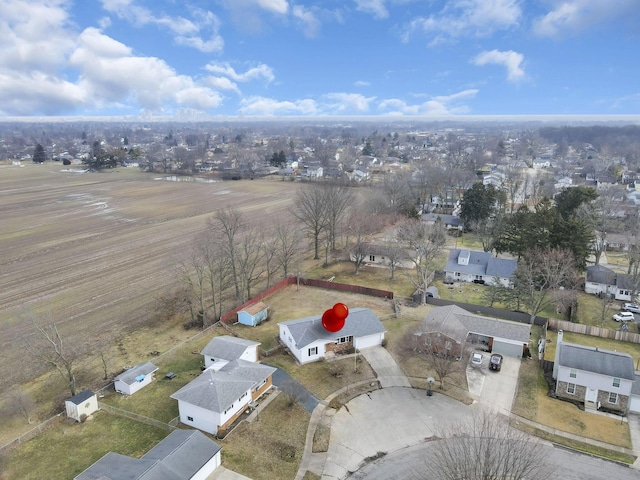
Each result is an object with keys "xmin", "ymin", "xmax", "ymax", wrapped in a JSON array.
[{"xmin": 114, "ymin": 362, "xmax": 158, "ymax": 395}]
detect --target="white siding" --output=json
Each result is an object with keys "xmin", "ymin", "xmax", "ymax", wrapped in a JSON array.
[
  {"xmin": 115, "ymin": 374, "xmax": 154, "ymax": 395},
  {"xmin": 557, "ymin": 366, "xmax": 633, "ymax": 396},
  {"xmin": 630, "ymin": 395, "xmax": 640, "ymax": 413},
  {"xmin": 65, "ymin": 395, "xmax": 99, "ymax": 422},
  {"xmin": 177, "ymin": 401, "xmax": 221, "ymax": 435},
  {"xmin": 191, "ymin": 452, "xmax": 222, "ymax": 480}
]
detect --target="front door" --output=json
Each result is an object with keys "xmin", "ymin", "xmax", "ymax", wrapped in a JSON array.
[{"xmin": 585, "ymin": 388, "xmax": 598, "ymax": 404}]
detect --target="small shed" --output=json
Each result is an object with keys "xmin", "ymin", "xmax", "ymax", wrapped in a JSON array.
[
  {"xmin": 237, "ymin": 302, "xmax": 269, "ymax": 327},
  {"xmin": 114, "ymin": 362, "xmax": 158, "ymax": 395},
  {"xmin": 65, "ymin": 390, "xmax": 99, "ymax": 422}
]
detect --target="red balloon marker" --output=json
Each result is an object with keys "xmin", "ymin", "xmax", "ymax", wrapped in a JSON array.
[
  {"xmin": 332, "ymin": 302, "xmax": 349, "ymax": 320},
  {"xmin": 322, "ymin": 308, "xmax": 344, "ymax": 332}
]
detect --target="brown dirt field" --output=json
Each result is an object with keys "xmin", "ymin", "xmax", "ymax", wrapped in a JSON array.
[{"xmin": 0, "ymin": 164, "xmax": 299, "ymax": 391}]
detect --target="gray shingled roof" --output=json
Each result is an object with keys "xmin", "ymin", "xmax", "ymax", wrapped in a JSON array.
[
  {"xmin": 278, "ymin": 308, "xmax": 386, "ymax": 350},
  {"xmin": 114, "ymin": 362, "xmax": 158, "ymax": 386},
  {"xmin": 67, "ymin": 389, "xmax": 95, "ymax": 405},
  {"xmin": 171, "ymin": 359, "xmax": 275, "ymax": 412},
  {"xmin": 633, "ymin": 372, "xmax": 640, "ymax": 396},
  {"xmin": 444, "ymin": 249, "xmax": 516, "ymax": 279},
  {"xmin": 557, "ymin": 342, "xmax": 635, "ymax": 380},
  {"xmin": 422, "ymin": 305, "xmax": 531, "ymax": 343},
  {"xmin": 200, "ymin": 335, "xmax": 260, "ymax": 360},
  {"xmin": 586, "ymin": 265, "xmax": 616, "ymax": 284},
  {"xmin": 75, "ymin": 430, "xmax": 221, "ymax": 480}
]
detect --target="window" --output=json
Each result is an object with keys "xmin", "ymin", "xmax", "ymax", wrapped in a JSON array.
[
  {"xmin": 609, "ymin": 392, "xmax": 618, "ymax": 404},
  {"xmin": 613, "ymin": 377, "xmax": 621, "ymax": 388},
  {"xmin": 567, "ymin": 383, "xmax": 576, "ymax": 395},
  {"xmin": 445, "ymin": 341, "xmax": 452, "ymax": 351},
  {"xmin": 369, "ymin": 255, "xmax": 375, "ymax": 262},
  {"xmin": 455, "ymin": 272, "xmax": 461, "ymax": 277},
  {"xmin": 187, "ymin": 416, "xmax": 194, "ymax": 422},
  {"xmin": 337, "ymin": 336, "xmax": 352, "ymax": 344},
  {"xmin": 569, "ymin": 369, "xmax": 577, "ymax": 379},
  {"xmin": 308, "ymin": 346, "xmax": 318, "ymax": 356},
  {"xmin": 239, "ymin": 392, "xmax": 247, "ymax": 401},
  {"xmin": 224, "ymin": 403, "xmax": 235, "ymax": 415}
]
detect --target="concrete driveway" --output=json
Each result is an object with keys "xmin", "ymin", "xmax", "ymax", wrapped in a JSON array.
[{"xmin": 466, "ymin": 352, "xmax": 521, "ymax": 414}]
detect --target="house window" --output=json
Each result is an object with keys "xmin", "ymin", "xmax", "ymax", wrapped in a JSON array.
[
  {"xmin": 445, "ymin": 341, "xmax": 452, "ymax": 350},
  {"xmin": 369, "ymin": 255, "xmax": 375, "ymax": 262},
  {"xmin": 474, "ymin": 275, "xmax": 483, "ymax": 280},
  {"xmin": 337, "ymin": 336, "xmax": 352, "ymax": 344},
  {"xmin": 455, "ymin": 272, "xmax": 461, "ymax": 277},
  {"xmin": 308, "ymin": 346, "xmax": 318, "ymax": 356},
  {"xmin": 187, "ymin": 416, "xmax": 194, "ymax": 422},
  {"xmin": 567, "ymin": 383, "xmax": 576, "ymax": 395},
  {"xmin": 569, "ymin": 369, "xmax": 577, "ymax": 379},
  {"xmin": 609, "ymin": 392, "xmax": 618, "ymax": 404},
  {"xmin": 239, "ymin": 392, "xmax": 247, "ymax": 401},
  {"xmin": 224, "ymin": 404, "xmax": 234, "ymax": 415},
  {"xmin": 613, "ymin": 377, "xmax": 621, "ymax": 388}
]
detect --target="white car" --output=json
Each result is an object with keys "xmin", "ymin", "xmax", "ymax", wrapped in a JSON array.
[
  {"xmin": 471, "ymin": 352, "xmax": 483, "ymax": 368},
  {"xmin": 613, "ymin": 311, "xmax": 635, "ymax": 322},
  {"xmin": 623, "ymin": 303, "xmax": 640, "ymax": 314}
]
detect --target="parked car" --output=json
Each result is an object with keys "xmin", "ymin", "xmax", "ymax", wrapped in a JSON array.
[
  {"xmin": 489, "ymin": 354, "xmax": 503, "ymax": 371},
  {"xmin": 613, "ymin": 311, "xmax": 635, "ymax": 322},
  {"xmin": 623, "ymin": 303, "xmax": 640, "ymax": 314},
  {"xmin": 471, "ymin": 352, "xmax": 483, "ymax": 368}
]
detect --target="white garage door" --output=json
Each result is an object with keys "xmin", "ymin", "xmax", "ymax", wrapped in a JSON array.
[
  {"xmin": 492, "ymin": 339, "xmax": 523, "ymax": 358},
  {"xmin": 630, "ymin": 395, "xmax": 640, "ymax": 414}
]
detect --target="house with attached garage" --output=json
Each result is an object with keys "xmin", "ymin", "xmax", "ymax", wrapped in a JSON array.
[
  {"xmin": 74, "ymin": 429, "xmax": 222, "ymax": 480},
  {"xmin": 417, "ymin": 305, "xmax": 532, "ymax": 359},
  {"xmin": 552, "ymin": 330, "xmax": 635, "ymax": 414},
  {"xmin": 278, "ymin": 308, "xmax": 386, "ymax": 364},
  {"xmin": 584, "ymin": 264, "xmax": 639, "ymax": 301},
  {"xmin": 444, "ymin": 249, "xmax": 517, "ymax": 287},
  {"xmin": 114, "ymin": 362, "xmax": 158, "ymax": 395},
  {"xmin": 171, "ymin": 359, "xmax": 275, "ymax": 436},
  {"xmin": 200, "ymin": 335, "xmax": 260, "ymax": 370}
]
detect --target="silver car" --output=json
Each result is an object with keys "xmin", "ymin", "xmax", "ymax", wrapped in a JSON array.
[
  {"xmin": 623, "ymin": 303, "xmax": 640, "ymax": 314},
  {"xmin": 471, "ymin": 352, "xmax": 483, "ymax": 368}
]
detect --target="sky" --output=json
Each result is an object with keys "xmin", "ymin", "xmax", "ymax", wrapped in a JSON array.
[{"xmin": 1, "ymin": 0, "xmax": 640, "ymax": 118}]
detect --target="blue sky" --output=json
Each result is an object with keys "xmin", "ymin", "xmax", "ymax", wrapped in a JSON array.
[{"xmin": 1, "ymin": 0, "xmax": 640, "ymax": 118}]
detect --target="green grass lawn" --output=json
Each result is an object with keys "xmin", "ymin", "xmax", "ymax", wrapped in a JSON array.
[{"xmin": 2, "ymin": 412, "xmax": 168, "ymax": 480}]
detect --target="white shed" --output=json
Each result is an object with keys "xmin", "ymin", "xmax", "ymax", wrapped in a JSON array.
[
  {"xmin": 114, "ymin": 362, "xmax": 158, "ymax": 395},
  {"xmin": 65, "ymin": 390, "xmax": 99, "ymax": 422}
]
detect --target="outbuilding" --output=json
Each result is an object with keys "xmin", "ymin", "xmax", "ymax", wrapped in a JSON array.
[
  {"xmin": 114, "ymin": 362, "xmax": 158, "ymax": 395},
  {"xmin": 237, "ymin": 302, "xmax": 269, "ymax": 327},
  {"xmin": 65, "ymin": 390, "xmax": 99, "ymax": 422}
]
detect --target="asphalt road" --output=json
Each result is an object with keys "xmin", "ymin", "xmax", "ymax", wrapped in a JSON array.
[{"xmin": 346, "ymin": 440, "xmax": 637, "ymax": 480}]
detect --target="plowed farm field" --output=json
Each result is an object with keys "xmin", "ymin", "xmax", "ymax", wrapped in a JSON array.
[{"xmin": 0, "ymin": 164, "xmax": 298, "ymax": 389}]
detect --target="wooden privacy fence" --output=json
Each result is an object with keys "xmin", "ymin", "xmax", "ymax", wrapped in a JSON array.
[{"xmin": 547, "ymin": 318, "xmax": 640, "ymax": 344}]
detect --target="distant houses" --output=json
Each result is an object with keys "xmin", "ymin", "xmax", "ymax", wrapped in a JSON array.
[{"xmin": 444, "ymin": 249, "xmax": 517, "ymax": 286}]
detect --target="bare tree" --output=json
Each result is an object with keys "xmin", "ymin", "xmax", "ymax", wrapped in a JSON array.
[
  {"xmin": 577, "ymin": 187, "xmax": 619, "ymax": 265},
  {"xmin": 416, "ymin": 411, "xmax": 554, "ymax": 480},
  {"xmin": 179, "ymin": 249, "xmax": 208, "ymax": 328},
  {"xmin": 5, "ymin": 386, "xmax": 36, "ymax": 424},
  {"xmin": 294, "ymin": 182, "xmax": 329, "ymax": 259},
  {"xmin": 208, "ymin": 206, "xmax": 242, "ymax": 299},
  {"xmin": 197, "ymin": 233, "xmax": 231, "ymax": 322},
  {"xmin": 346, "ymin": 208, "xmax": 383, "ymax": 274},
  {"xmin": 274, "ymin": 219, "xmax": 302, "ymax": 278},
  {"xmin": 24, "ymin": 317, "xmax": 77, "ymax": 396},
  {"xmin": 236, "ymin": 224, "xmax": 266, "ymax": 302},
  {"xmin": 397, "ymin": 219, "xmax": 448, "ymax": 304},
  {"xmin": 324, "ymin": 181, "xmax": 355, "ymax": 252}
]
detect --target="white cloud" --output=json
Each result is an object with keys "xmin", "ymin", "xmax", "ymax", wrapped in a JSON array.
[
  {"xmin": 354, "ymin": 80, "xmax": 371, "ymax": 87},
  {"xmin": 473, "ymin": 49, "xmax": 525, "ymax": 82},
  {"xmin": 354, "ymin": 0, "xmax": 389, "ymax": 19},
  {"xmin": 205, "ymin": 62, "xmax": 275, "ymax": 83},
  {"xmin": 240, "ymin": 96, "xmax": 317, "ymax": 115},
  {"xmin": 378, "ymin": 89, "xmax": 479, "ymax": 115},
  {"xmin": 322, "ymin": 93, "xmax": 376, "ymax": 112},
  {"xmin": 100, "ymin": 1, "xmax": 224, "ymax": 53},
  {"xmin": 532, "ymin": 0, "xmax": 640, "ymax": 37},
  {"xmin": 206, "ymin": 77, "xmax": 241, "ymax": 95},
  {"xmin": 293, "ymin": 5, "xmax": 321, "ymax": 38},
  {"xmin": 403, "ymin": 0, "xmax": 521, "ymax": 44},
  {"xmin": 256, "ymin": 0, "xmax": 289, "ymax": 14}
]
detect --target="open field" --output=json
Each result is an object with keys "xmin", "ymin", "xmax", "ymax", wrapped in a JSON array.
[{"xmin": 0, "ymin": 164, "xmax": 299, "ymax": 391}]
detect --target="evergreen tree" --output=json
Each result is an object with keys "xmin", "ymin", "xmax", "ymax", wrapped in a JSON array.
[{"xmin": 33, "ymin": 143, "xmax": 46, "ymax": 163}]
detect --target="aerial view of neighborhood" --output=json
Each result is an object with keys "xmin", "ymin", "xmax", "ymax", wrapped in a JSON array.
[{"xmin": 3, "ymin": 1, "xmax": 640, "ymax": 479}]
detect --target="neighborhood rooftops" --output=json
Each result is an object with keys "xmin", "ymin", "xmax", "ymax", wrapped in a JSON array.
[
  {"xmin": 278, "ymin": 307, "xmax": 386, "ymax": 350},
  {"xmin": 170, "ymin": 359, "xmax": 275, "ymax": 412},
  {"xmin": 445, "ymin": 249, "xmax": 517, "ymax": 279},
  {"xmin": 201, "ymin": 335, "xmax": 260, "ymax": 361},
  {"xmin": 75, "ymin": 429, "xmax": 221, "ymax": 480},
  {"xmin": 113, "ymin": 362, "xmax": 158, "ymax": 386},
  {"xmin": 557, "ymin": 342, "xmax": 635, "ymax": 380}
]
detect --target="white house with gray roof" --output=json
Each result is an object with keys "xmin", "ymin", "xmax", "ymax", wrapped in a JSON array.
[
  {"xmin": 114, "ymin": 362, "xmax": 158, "ymax": 396},
  {"xmin": 75, "ymin": 429, "xmax": 222, "ymax": 480},
  {"xmin": 444, "ymin": 249, "xmax": 516, "ymax": 286},
  {"xmin": 278, "ymin": 308, "xmax": 386, "ymax": 364},
  {"xmin": 201, "ymin": 335, "xmax": 260, "ymax": 370},
  {"xmin": 553, "ymin": 331, "xmax": 635, "ymax": 414},
  {"xmin": 421, "ymin": 305, "xmax": 531, "ymax": 358},
  {"xmin": 171, "ymin": 359, "xmax": 275, "ymax": 436}
]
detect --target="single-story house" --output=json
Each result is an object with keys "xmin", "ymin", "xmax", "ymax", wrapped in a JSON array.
[
  {"xmin": 349, "ymin": 243, "xmax": 416, "ymax": 269},
  {"xmin": 553, "ymin": 331, "xmax": 635, "ymax": 414},
  {"xmin": 444, "ymin": 249, "xmax": 517, "ymax": 287},
  {"xmin": 278, "ymin": 308, "xmax": 386, "ymax": 364},
  {"xmin": 114, "ymin": 362, "xmax": 158, "ymax": 396},
  {"xmin": 418, "ymin": 305, "xmax": 531, "ymax": 358},
  {"xmin": 171, "ymin": 359, "xmax": 275, "ymax": 436},
  {"xmin": 74, "ymin": 429, "xmax": 222, "ymax": 480},
  {"xmin": 65, "ymin": 390, "xmax": 99, "ymax": 422},
  {"xmin": 584, "ymin": 265, "xmax": 639, "ymax": 302},
  {"xmin": 421, "ymin": 213, "xmax": 463, "ymax": 231},
  {"xmin": 237, "ymin": 302, "xmax": 269, "ymax": 327},
  {"xmin": 201, "ymin": 335, "xmax": 261, "ymax": 370}
]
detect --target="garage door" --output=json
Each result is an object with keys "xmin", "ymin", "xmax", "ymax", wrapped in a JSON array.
[
  {"xmin": 492, "ymin": 339, "xmax": 523, "ymax": 358},
  {"xmin": 630, "ymin": 395, "xmax": 640, "ymax": 414}
]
